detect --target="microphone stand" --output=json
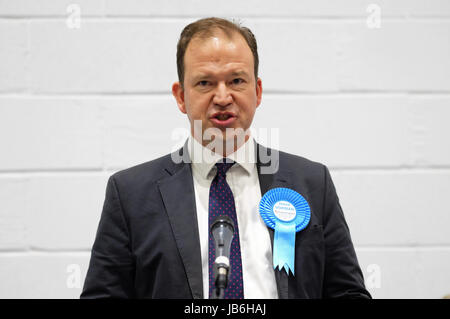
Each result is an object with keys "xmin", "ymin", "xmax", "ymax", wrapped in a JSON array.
[{"xmin": 212, "ymin": 260, "xmax": 229, "ymax": 299}]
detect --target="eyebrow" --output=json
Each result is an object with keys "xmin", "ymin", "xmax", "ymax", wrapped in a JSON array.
[
  {"xmin": 192, "ymin": 70, "xmax": 250, "ymax": 81},
  {"xmin": 230, "ymin": 70, "xmax": 249, "ymax": 77}
]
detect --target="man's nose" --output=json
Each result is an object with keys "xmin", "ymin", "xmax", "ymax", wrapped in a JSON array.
[{"xmin": 212, "ymin": 82, "xmax": 233, "ymax": 106}]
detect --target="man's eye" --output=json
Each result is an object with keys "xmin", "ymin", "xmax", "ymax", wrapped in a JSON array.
[
  {"xmin": 198, "ymin": 80, "xmax": 210, "ymax": 87},
  {"xmin": 232, "ymin": 78, "xmax": 244, "ymax": 85}
]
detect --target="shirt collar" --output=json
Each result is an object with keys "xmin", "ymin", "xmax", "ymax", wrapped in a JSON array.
[{"xmin": 188, "ymin": 134, "xmax": 256, "ymax": 179}]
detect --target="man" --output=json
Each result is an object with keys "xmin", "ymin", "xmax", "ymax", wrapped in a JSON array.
[{"xmin": 81, "ymin": 17, "xmax": 370, "ymax": 299}]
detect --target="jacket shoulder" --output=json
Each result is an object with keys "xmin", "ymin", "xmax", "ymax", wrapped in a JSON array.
[
  {"xmin": 278, "ymin": 149, "xmax": 325, "ymax": 172},
  {"xmin": 110, "ymin": 153, "xmax": 175, "ymax": 189},
  {"xmin": 276, "ymin": 149, "xmax": 328, "ymax": 191}
]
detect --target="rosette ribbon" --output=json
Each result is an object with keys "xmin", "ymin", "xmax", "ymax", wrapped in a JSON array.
[{"xmin": 259, "ymin": 188, "xmax": 311, "ymax": 275}]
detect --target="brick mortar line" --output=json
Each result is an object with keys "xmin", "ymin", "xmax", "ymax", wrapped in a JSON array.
[
  {"xmin": 1, "ymin": 245, "xmax": 450, "ymax": 256},
  {"xmin": 1, "ymin": 166, "xmax": 450, "ymax": 175}
]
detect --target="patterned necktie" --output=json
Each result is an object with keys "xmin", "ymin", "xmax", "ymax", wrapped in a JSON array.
[{"xmin": 208, "ymin": 159, "xmax": 244, "ymax": 299}]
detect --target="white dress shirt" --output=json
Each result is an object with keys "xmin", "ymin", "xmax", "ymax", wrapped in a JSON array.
[{"xmin": 187, "ymin": 135, "xmax": 278, "ymax": 299}]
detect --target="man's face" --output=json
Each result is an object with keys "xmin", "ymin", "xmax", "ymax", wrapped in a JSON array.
[{"xmin": 172, "ymin": 30, "xmax": 262, "ymax": 152}]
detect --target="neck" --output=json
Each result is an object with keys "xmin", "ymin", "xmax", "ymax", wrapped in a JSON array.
[{"xmin": 192, "ymin": 132, "xmax": 251, "ymax": 157}]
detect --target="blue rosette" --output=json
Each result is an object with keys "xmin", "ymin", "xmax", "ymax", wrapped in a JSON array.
[{"xmin": 259, "ymin": 187, "xmax": 311, "ymax": 275}]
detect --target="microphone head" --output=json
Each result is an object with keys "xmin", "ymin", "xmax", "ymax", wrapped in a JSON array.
[
  {"xmin": 211, "ymin": 215, "xmax": 234, "ymax": 233},
  {"xmin": 211, "ymin": 215, "xmax": 235, "ymax": 261}
]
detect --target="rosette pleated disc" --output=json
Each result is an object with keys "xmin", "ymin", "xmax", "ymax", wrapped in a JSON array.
[{"xmin": 259, "ymin": 187, "xmax": 311, "ymax": 232}]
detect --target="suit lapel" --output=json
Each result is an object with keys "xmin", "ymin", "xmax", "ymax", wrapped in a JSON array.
[
  {"xmin": 157, "ymin": 143, "xmax": 204, "ymax": 299},
  {"xmin": 256, "ymin": 143, "xmax": 293, "ymax": 299}
]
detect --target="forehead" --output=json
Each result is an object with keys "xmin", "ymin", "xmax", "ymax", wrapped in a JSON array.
[{"xmin": 184, "ymin": 31, "xmax": 254, "ymax": 77}]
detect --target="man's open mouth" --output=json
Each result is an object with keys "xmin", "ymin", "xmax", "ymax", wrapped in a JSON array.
[
  {"xmin": 210, "ymin": 112, "xmax": 237, "ymax": 126},
  {"xmin": 216, "ymin": 114, "xmax": 232, "ymax": 120}
]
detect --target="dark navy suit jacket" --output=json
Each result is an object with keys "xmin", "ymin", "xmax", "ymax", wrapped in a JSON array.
[{"xmin": 81, "ymin": 142, "xmax": 371, "ymax": 299}]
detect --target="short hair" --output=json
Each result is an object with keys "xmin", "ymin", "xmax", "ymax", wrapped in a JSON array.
[{"xmin": 176, "ymin": 17, "xmax": 259, "ymax": 88}]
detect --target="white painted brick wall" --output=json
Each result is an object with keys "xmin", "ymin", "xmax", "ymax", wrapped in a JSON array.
[{"xmin": 0, "ymin": 0, "xmax": 449, "ymax": 298}]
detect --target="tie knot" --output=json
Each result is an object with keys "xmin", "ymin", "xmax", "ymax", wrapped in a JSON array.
[{"xmin": 215, "ymin": 159, "xmax": 235, "ymax": 177}]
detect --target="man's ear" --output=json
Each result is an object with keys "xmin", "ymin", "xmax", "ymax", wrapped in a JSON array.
[
  {"xmin": 255, "ymin": 77, "xmax": 263, "ymax": 108},
  {"xmin": 172, "ymin": 81, "xmax": 186, "ymax": 114}
]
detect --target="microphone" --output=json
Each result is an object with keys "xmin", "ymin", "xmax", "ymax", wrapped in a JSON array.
[{"xmin": 210, "ymin": 215, "xmax": 235, "ymax": 299}]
